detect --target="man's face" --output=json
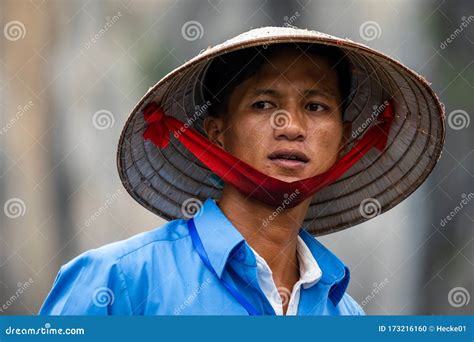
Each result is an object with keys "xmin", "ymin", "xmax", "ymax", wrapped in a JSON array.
[{"xmin": 205, "ymin": 48, "xmax": 350, "ymax": 183}]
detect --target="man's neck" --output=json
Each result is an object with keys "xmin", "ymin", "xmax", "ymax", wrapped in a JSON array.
[{"xmin": 217, "ymin": 185, "xmax": 312, "ymax": 301}]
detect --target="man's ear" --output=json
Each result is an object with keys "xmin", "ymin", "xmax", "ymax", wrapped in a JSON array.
[
  {"xmin": 338, "ymin": 121, "xmax": 353, "ymax": 159},
  {"xmin": 203, "ymin": 116, "xmax": 225, "ymax": 148}
]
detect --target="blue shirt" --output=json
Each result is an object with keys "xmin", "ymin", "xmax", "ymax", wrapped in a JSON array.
[{"xmin": 39, "ymin": 198, "xmax": 365, "ymax": 315}]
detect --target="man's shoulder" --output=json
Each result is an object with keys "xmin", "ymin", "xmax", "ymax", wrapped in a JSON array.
[
  {"xmin": 337, "ymin": 292, "xmax": 366, "ymax": 315},
  {"xmin": 39, "ymin": 219, "xmax": 192, "ymax": 315},
  {"xmin": 63, "ymin": 218, "xmax": 190, "ymax": 269}
]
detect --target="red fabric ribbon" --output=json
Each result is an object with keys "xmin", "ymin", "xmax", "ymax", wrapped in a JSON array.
[{"xmin": 143, "ymin": 101, "xmax": 395, "ymax": 208}]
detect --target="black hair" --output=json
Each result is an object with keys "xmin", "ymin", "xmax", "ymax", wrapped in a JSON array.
[{"xmin": 203, "ymin": 42, "xmax": 352, "ymax": 119}]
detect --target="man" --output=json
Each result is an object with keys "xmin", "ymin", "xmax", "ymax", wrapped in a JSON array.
[
  {"xmin": 200, "ymin": 43, "xmax": 353, "ymax": 315},
  {"xmin": 39, "ymin": 27, "xmax": 445, "ymax": 315}
]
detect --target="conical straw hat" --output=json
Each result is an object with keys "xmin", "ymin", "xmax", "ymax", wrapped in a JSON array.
[{"xmin": 117, "ymin": 26, "xmax": 445, "ymax": 236}]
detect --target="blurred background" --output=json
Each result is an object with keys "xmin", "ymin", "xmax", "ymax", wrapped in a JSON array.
[{"xmin": 0, "ymin": 0, "xmax": 472, "ymax": 315}]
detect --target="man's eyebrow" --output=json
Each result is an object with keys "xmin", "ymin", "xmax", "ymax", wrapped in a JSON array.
[
  {"xmin": 249, "ymin": 88, "xmax": 281, "ymax": 97},
  {"xmin": 303, "ymin": 88, "xmax": 336, "ymax": 100},
  {"xmin": 248, "ymin": 88, "xmax": 337, "ymax": 100}
]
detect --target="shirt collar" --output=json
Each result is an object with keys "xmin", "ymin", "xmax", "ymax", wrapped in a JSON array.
[
  {"xmin": 296, "ymin": 236, "xmax": 323, "ymax": 288},
  {"xmin": 192, "ymin": 197, "xmax": 350, "ymax": 306},
  {"xmin": 249, "ymin": 235, "xmax": 322, "ymax": 288},
  {"xmin": 192, "ymin": 197, "xmax": 245, "ymax": 277},
  {"xmin": 298, "ymin": 228, "xmax": 351, "ymax": 306}
]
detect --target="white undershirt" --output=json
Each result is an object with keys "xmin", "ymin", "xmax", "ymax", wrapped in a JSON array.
[{"xmin": 248, "ymin": 236, "xmax": 323, "ymax": 315}]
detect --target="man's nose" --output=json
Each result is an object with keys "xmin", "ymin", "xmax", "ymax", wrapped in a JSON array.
[{"xmin": 272, "ymin": 107, "xmax": 306, "ymax": 141}]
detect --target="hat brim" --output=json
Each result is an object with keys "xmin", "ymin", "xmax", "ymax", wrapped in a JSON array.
[{"xmin": 116, "ymin": 26, "xmax": 445, "ymax": 236}]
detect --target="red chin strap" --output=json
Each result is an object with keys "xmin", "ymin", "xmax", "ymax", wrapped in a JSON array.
[{"xmin": 143, "ymin": 101, "xmax": 395, "ymax": 208}]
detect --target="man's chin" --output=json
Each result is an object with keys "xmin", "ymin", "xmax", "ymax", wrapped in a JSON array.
[
  {"xmin": 261, "ymin": 165, "xmax": 309, "ymax": 183},
  {"xmin": 268, "ymin": 172, "xmax": 306, "ymax": 183},
  {"xmin": 254, "ymin": 161, "xmax": 314, "ymax": 182}
]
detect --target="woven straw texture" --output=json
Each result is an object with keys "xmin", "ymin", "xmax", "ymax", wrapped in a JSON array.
[{"xmin": 117, "ymin": 26, "xmax": 445, "ymax": 236}]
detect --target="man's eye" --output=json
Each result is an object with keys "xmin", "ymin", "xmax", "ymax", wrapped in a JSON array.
[
  {"xmin": 305, "ymin": 102, "xmax": 326, "ymax": 112},
  {"xmin": 252, "ymin": 101, "xmax": 275, "ymax": 110}
]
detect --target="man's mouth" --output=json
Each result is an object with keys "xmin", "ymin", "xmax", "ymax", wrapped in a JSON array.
[{"xmin": 268, "ymin": 149, "xmax": 309, "ymax": 170}]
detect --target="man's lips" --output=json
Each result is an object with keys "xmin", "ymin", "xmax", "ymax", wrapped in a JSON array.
[{"xmin": 267, "ymin": 148, "xmax": 309, "ymax": 170}]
